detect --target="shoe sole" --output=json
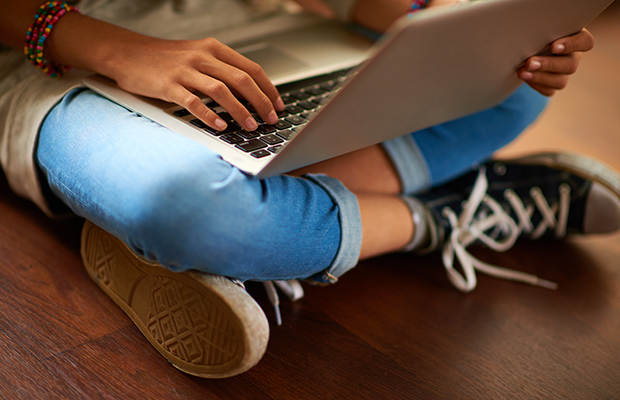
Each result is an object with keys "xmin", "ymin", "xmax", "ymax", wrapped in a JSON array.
[
  {"xmin": 80, "ymin": 220, "xmax": 269, "ymax": 378},
  {"xmin": 505, "ymin": 152, "xmax": 620, "ymax": 199}
]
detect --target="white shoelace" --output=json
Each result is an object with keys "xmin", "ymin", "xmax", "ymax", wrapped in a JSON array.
[
  {"xmin": 441, "ymin": 167, "xmax": 570, "ymax": 292},
  {"xmin": 263, "ymin": 280, "xmax": 304, "ymax": 325}
]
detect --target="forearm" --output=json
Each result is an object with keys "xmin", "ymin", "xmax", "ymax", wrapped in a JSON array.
[
  {"xmin": 44, "ymin": 12, "xmax": 159, "ymax": 81},
  {"xmin": 0, "ymin": 0, "xmax": 155, "ymax": 80},
  {"xmin": 350, "ymin": 0, "xmax": 411, "ymax": 33}
]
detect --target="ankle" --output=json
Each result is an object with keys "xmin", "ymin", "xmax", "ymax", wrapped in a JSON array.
[{"xmin": 400, "ymin": 195, "xmax": 429, "ymax": 252}]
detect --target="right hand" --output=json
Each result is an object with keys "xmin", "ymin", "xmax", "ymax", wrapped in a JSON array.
[{"xmin": 108, "ymin": 37, "xmax": 284, "ymax": 132}]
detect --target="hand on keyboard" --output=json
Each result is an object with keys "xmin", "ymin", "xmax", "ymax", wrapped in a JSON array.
[
  {"xmin": 110, "ymin": 36, "xmax": 284, "ymax": 132},
  {"xmin": 172, "ymin": 69, "xmax": 349, "ymax": 160}
]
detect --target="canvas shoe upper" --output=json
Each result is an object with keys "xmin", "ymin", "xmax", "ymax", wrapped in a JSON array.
[{"xmin": 413, "ymin": 152, "xmax": 620, "ymax": 292}]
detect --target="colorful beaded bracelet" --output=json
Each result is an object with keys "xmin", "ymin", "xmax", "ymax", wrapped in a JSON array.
[
  {"xmin": 24, "ymin": 1, "xmax": 80, "ymax": 78},
  {"xmin": 409, "ymin": 0, "xmax": 430, "ymax": 14}
]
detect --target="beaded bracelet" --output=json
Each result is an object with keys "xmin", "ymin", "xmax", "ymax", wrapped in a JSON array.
[
  {"xmin": 24, "ymin": 1, "xmax": 81, "ymax": 78},
  {"xmin": 409, "ymin": 0, "xmax": 430, "ymax": 14}
]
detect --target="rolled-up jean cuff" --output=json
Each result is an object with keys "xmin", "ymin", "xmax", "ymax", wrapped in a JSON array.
[
  {"xmin": 381, "ymin": 135, "xmax": 431, "ymax": 195},
  {"xmin": 304, "ymin": 173, "xmax": 362, "ymax": 284}
]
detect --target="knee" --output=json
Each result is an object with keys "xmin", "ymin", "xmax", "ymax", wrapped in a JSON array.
[
  {"xmin": 122, "ymin": 155, "xmax": 250, "ymax": 236},
  {"xmin": 460, "ymin": 84, "xmax": 550, "ymax": 151},
  {"xmin": 119, "ymin": 159, "xmax": 274, "ymax": 273},
  {"xmin": 496, "ymin": 84, "xmax": 550, "ymax": 135}
]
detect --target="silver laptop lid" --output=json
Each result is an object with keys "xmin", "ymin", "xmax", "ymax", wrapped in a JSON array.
[{"xmin": 255, "ymin": 0, "xmax": 615, "ymax": 177}]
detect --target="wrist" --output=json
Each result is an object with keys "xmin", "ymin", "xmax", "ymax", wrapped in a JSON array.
[
  {"xmin": 44, "ymin": 11, "xmax": 152, "ymax": 81},
  {"xmin": 24, "ymin": 1, "xmax": 81, "ymax": 77}
]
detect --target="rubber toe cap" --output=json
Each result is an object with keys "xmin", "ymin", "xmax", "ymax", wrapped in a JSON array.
[{"xmin": 583, "ymin": 182, "xmax": 620, "ymax": 234}]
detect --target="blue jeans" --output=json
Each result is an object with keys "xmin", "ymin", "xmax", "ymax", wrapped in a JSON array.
[{"xmin": 36, "ymin": 84, "xmax": 547, "ymax": 282}]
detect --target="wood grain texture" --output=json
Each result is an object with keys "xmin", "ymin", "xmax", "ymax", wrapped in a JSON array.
[{"xmin": 0, "ymin": 3, "xmax": 619, "ymax": 399}]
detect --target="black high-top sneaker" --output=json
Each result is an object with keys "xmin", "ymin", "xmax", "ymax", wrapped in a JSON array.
[{"xmin": 410, "ymin": 152, "xmax": 620, "ymax": 292}]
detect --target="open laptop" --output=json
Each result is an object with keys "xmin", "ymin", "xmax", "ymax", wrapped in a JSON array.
[{"xmin": 83, "ymin": 0, "xmax": 614, "ymax": 178}]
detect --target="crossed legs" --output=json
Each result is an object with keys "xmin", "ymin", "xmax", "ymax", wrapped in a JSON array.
[{"xmin": 36, "ymin": 84, "xmax": 547, "ymax": 282}]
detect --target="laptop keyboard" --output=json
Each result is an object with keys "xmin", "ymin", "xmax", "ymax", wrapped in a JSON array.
[{"xmin": 170, "ymin": 69, "xmax": 350, "ymax": 159}]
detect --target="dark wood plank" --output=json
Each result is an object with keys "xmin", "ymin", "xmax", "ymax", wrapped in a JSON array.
[
  {"xmin": 42, "ymin": 326, "xmax": 273, "ymax": 400},
  {"xmin": 244, "ymin": 288, "xmax": 438, "ymax": 399},
  {"xmin": 0, "ymin": 329, "xmax": 86, "ymax": 399},
  {"xmin": 302, "ymin": 241, "xmax": 620, "ymax": 399},
  {"xmin": 0, "ymin": 178, "xmax": 131, "ymax": 360}
]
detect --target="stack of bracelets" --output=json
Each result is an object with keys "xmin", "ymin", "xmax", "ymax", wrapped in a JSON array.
[
  {"xmin": 409, "ymin": 0, "xmax": 431, "ymax": 14},
  {"xmin": 24, "ymin": 1, "xmax": 81, "ymax": 78}
]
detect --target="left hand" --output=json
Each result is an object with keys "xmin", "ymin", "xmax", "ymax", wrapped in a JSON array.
[{"xmin": 519, "ymin": 29, "xmax": 595, "ymax": 96}]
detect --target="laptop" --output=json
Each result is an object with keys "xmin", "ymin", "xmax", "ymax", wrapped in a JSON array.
[{"xmin": 83, "ymin": 0, "xmax": 614, "ymax": 178}]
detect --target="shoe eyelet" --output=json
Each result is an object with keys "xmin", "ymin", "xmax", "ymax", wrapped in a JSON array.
[
  {"xmin": 493, "ymin": 162, "xmax": 507, "ymax": 176},
  {"xmin": 559, "ymin": 183, "xmax": 571, "ymax": 195}
]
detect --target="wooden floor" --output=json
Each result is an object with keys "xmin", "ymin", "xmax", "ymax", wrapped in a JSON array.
[{"xmin": 1, "ymin": 4, "xmax": 619, "ymax": 399}]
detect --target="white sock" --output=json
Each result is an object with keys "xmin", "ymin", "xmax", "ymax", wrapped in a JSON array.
[{"xmin": 400, "ymin": 196, "xmax": 429, "ymax": 252}]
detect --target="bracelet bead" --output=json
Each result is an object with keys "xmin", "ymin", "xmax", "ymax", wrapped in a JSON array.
[
  {"xmin": 24, "ymin": 1, "xmax": 81, "ymax": 78},
  {"xmin": 409, "ymin": 0, "xmax": 430, "ymax": 14}
]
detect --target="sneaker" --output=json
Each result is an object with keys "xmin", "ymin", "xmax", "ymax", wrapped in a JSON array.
[
  {"xmin": 80, "ymin": 220, "xmax": 269, "ymax": 378},
  {"xmin": 411, "ymin": 152, "xmax": 620, "ymax": 292}
]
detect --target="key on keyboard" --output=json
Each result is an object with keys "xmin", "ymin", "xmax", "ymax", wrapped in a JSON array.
[{"xmin": 170, "ymin": 68, "xmax": 351, "ymax": 158}]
